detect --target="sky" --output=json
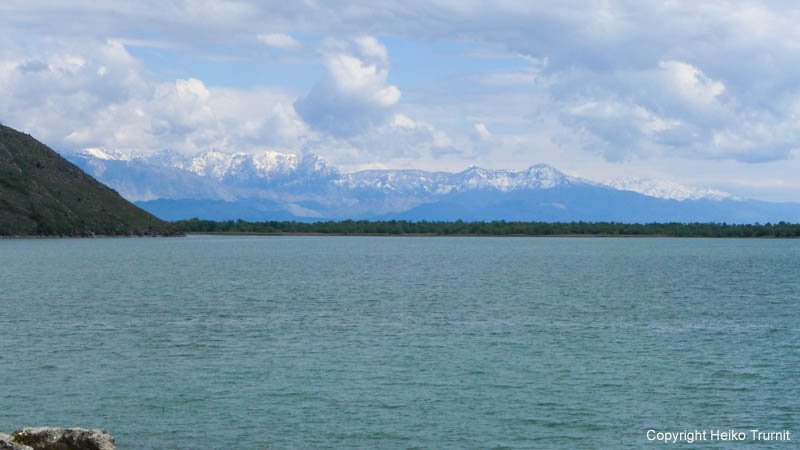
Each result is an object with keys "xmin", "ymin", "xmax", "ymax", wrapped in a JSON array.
[{"xmin": 2, "ymin": 1, "xmax": 800, "ymax": 201}]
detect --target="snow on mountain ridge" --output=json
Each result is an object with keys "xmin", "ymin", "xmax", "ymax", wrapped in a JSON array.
[
  {"xmin": 70, "ymin": 148, "xmax": 732, "ymax": 201},
  {"xmin": 339, "ymin": 169, "xmax": 454, "ymax": 194},
  {"xmin": 604, "ymin": 177, "xmax": 734, "ymax": 201},
  {"xmin": 81, "ymin": 148, "xmax": 133, "ymax": 161},
  {"xmin": 338, "ymin": 164, "xmax": 585, "ymax": 195},
  {"xmin": 252, "ymin": 151, "xmax": 299, "ymax": 174},
  {"xmin": 452, "ymin": 164, "xmax": 588, "ymax": 192}
]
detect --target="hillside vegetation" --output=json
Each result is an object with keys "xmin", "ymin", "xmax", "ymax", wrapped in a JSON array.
[{"xmin": 0, "ymin": 124, "xmax": 178, "ymax": 236}]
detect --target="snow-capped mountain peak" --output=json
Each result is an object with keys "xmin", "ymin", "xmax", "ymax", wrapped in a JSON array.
[
  {"xmin": 452, "ymin": 163, "xmax": 579, "ymax": 192},
  {"xmin": 184, "ymin": 150, "xmax": 303, "ymax": 181},
  {"xmin": 80, "ymin": 147, "xmax": 133, "ymax": 161},
  {"xmin": 604, "ymin": 177, "xmax": 734, "ymax": 201}
]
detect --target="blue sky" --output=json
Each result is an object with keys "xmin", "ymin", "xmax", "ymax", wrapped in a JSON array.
[{"xmin": 2, "ymin": 1, "xmax": 800, "ymax": 201}]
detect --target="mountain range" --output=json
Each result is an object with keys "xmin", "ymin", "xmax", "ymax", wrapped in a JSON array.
[{"xmin": 63, "ymin": 148, "xmax": 800, "ymax": 223}]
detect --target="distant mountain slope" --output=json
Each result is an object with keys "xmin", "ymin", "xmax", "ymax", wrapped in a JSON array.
[
  {"xmin": 384, "ymin": 185, "xmax": 799, "ymax": 223},
  {"xmin": 0, "ymin": 125, "xmax": 177, "ymax": 236},
  {"xmin": 64, "ymin": 148, "xmax": 800, "ymax": 223}
]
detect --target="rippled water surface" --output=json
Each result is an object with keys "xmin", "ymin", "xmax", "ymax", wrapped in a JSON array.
[{"xmin": 1, "ymin": 236, "xmax": 798, "ymax": 448}]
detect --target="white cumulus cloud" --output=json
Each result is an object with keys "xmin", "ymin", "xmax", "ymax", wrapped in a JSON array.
[
  {"xmin": 257, "ymin": 33, "xmax": 301, "ymax": 50},
  {"xmin": 294, "ymin": 36, "xmax": 400, "ymax": 137},
  {"xmin": 473, "ymin": 123, "xmax": 491, "ymax": 140},
  {"xmin": 658, "ymin": 60, "xmax": 725, "ymax": 110}
]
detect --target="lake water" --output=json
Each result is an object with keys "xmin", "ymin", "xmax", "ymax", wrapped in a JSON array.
[{"xmin": 1, "ymin": 236, "xmax": 798, "ymax": 449}]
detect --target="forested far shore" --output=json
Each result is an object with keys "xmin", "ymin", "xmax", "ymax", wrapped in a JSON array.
[{"xmin": 173, "ymin": 219, "xmax": 800, "ymax": 238}]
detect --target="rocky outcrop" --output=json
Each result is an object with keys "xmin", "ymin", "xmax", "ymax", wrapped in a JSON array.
[
  {"xmin": 0, "ymin": 433, "xmax": 33, "ymax": 450},
  {"xmin": 3, "ymin": 428, "xmax": 114, "ymax": 450}
]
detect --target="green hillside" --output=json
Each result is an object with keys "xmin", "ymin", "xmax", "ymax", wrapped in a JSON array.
[{"xmin": 0, "ymin": 124, "xmax": 178, "ymax": 236}]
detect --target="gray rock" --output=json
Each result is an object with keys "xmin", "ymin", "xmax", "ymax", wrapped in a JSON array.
[
  {"xmin": 10, "ymin": 428, "xmax": 115, "ymax": 450},
  {"xmin": 0, "ymin": 433, "xmax": 33, "ymax": 450}
]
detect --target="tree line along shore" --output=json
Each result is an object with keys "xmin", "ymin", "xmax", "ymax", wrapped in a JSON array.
[{"xmin": 173, "ymin": 219, "xmax": 800, "ymax": 238}]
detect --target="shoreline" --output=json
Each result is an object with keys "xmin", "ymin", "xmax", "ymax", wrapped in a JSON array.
[
  {"xmin": 2, "ymin": 232, "xmax": 794, "ymax": 239},
  {"xmin": 185, "ymin": 231, "xmax": 798, "ymax": 239},
  {"xmin": 0, "ymin": 233, "xmax": 184, "ymax": 239}
]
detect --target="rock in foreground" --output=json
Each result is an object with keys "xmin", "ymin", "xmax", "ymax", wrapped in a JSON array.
[
  {"xmin": 0, "ymin": 432, "xmax": 33, "ymax": 450},
  {"xmin": 8, "ymin": 428, "xmax": 114, "ymax": 450}
]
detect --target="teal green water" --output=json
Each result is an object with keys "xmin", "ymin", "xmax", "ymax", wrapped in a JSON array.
[{"xmin": 1, "ymin": 236, "xmax": 798, "ymax": 449}]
